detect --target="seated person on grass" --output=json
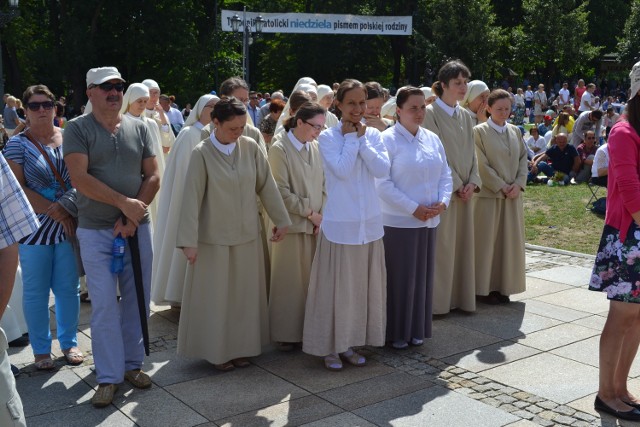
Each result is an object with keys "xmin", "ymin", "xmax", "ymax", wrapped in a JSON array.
[
  {"xmin": 576, "ymin": 130, "xmax": 598, "ymax": 183},
  {"xmin": 591, "ymin": 142, "xmax": 608, "ymax": 187},
  {"xmin": 528, "ymin": 133, "xmax": 579, "ymax": 184}
]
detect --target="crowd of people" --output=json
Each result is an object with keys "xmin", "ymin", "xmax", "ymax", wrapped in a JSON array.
[{"xmin": 0, "ymin": 58, "xmax": 638, "ymax": 424}]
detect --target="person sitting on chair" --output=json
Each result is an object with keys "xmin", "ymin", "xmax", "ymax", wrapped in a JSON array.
[{"xmin": 591, "ymin": 142, "xmax": 608, "ymax": 187}]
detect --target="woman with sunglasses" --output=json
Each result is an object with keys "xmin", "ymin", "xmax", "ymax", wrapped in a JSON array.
[
  {"xmin": 177, "ymin": 98, "xmax": 290, "ymax": 371},
  {"xmin": 267, "ymin": 102, "xmax": 326, "ymax": 352},
  {"xmin": 376, "ymin": 86, "xmax": 452, "ymax": 349},
  {"xmin": 303, "ymin": 79, "xmax": 390, "ymax": 371},
  {"xmin": 151, "ymin": 94, "xmax": 219, "ymax": 307},
  {"xmin": 4, "ymin": 85, "xmax": 82, "ymax": 370},
  {"xmin": 422, "ymin": 60, "xmax": 482, "ymax": 315}
]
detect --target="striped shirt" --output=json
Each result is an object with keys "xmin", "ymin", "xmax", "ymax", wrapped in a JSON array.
[
  {"xmin": 3, "ymin": 133, "xmax": 71, "ymax": 245},
  {"xmin": 0, "ymin": 152, "xmax": 39, "ymax": 249}
]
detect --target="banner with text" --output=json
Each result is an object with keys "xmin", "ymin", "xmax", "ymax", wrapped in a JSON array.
[{"xmin": 221, "ymin": 10, "xmax": 412, "ymax": 36}]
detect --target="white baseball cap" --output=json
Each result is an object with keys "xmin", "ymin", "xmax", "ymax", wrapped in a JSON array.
[{"xmin": 86, "ymin": 66, "xmax": 124, "ymax": 88}]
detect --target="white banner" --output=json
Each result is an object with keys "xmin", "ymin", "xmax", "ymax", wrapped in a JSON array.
[{"xmin": 221, "ymin": 10, "xmax": 412, "ymax": 36}]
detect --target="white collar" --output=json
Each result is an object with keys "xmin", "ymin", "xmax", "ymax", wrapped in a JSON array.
[
  {"xmin": 125, "ymin": 112, "xmax": 142, "ymax": 121},
  {"xmin": 288, "ymin": 130, "xmax": 309, "ymax": 151},
  {"xmin": 435, "ymin": 97, "xmax": 459, "ymax": 117},
  {"xmin": 210, "ymin": 133, "xmax": 236, "ymax": 155},
  {"xmin": 194, "ymin": 122, "xmax": 205, "ymax": 130},
  {"xmin": 487, "ymin": 117, "xmax": 507, "ymax": 133},
  {"xmin": 395, "ymin": 121, "xmax": 422, "ymax": 143}
]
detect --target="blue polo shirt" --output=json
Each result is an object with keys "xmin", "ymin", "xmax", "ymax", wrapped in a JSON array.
[{"xmin": 546, "ymin": 144, "xmax": 578, "ymax": 174}]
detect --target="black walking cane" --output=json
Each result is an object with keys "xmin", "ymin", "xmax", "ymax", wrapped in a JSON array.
[{"xmin": 123, "ymin": 216, "xmax": 150, "ymax": 356}]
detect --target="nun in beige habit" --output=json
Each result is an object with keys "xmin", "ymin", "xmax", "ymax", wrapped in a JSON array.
[
  {"xmin": 422, "ymin": 60, "xmax": 482, "ymax": 315},
  {"xmin": 317, "ymin": 84, "xmax": 339, "ymax": 128},
  {"xmin": 472, "ymin": 89, "xmax": 528, "ymax": 303},
  {"xmin": 142, "ymin": 79, "xmax": 175, "ymax": 156},
  {"xmin": 150, "ymin": 94, "xmax": 219, "ymax": 306},
  {"xmin": 268, "ymin": 102, "xmax": 326, "ymax": 350},
  {"xmin": 177, "ymin": 98, "xmax": 291, "ymax": 371},
  {"xmin": 120, "ymin": 83, "xmax": 166, "ymax": 224},
  {"xmin": 461, "ymin": 80, "xmax": 490, "ymax": 126}
]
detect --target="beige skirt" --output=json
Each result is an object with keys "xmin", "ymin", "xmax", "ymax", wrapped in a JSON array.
[
  {"xmin": 302, "ymin": 232, "xmax": 386, "ymax": 356},
  {"xmin": 474, "ymin": 196, "xmax": 526, "ymax": 296},
  {"xmin": 269, "ymin": 233, "xmax": 317, "ymax": 343},
  {"xmin": 177, "ymin": 238, "xmax": 268, "ymax": 364}
]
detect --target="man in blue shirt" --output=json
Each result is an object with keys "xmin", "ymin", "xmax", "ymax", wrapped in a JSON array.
[{"xmin": 528, "ymin": 133, "xmax": 580, "ymax": 184}]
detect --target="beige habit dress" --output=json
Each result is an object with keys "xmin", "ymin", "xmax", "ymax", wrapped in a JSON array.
[
  {"xmin": 422, "ymin": 100, "xmax": 482, "ymax": 314},
  {"xmin": 472, "ymin": 120, "xmax": 528, "ymax": 296},
  {"xmin": 151, "ymin": 123, "xmax": 206, "ymax": 305},
  {"xmin": 176, "ymin": 135, "xmax": 290, "ymax": 364},
  {"xmin": 268, "ymin": 130, "xmax": 326, "ymax": 343},
  {"xmin": 145, "ymin": 108, "xmax": 176, "ymax": 158}
]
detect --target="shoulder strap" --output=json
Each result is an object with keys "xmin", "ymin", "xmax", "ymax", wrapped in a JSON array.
[{"xmin": 22, "ymin": 130, "xmax": 68, "ymax": 192}]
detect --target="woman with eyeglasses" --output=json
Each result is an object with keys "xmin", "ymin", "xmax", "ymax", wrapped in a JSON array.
[
  {"xmin": 151, "ymin": 94, "xmax": 219, "ymax": 307},
  {"xmin": 376, "ymin": 86, "xmax": 452, "ymax": 349},
  {"xmin": 422, "ymin": 60, "xmax": 482, "ymax": 315},
  {"xmin": 267, "ymin": 102, "xmax": 326, "ymax": 352},
  {"xmin": 176, "ymin": 97, "xmax": 290, "ymax": 371},
  {"xmin": 303, "ymin": 79, "xmax": 390, "ymax": 371},
  {"xmin": 4, "ymin": 84, "xmax": 82, "ymax": 370}
]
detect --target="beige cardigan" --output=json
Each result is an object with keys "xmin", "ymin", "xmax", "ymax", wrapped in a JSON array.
[
  {"xmin": 268, "ymin": 131, "xmax": 326, "ymax": 234},
  {"xmin": 177, "ymin": 136, "xmax": 291, "ymax": 247}
]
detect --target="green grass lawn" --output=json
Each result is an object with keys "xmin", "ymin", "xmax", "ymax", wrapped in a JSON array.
[{"xmin": 523, "ymin": 182, "xmax": 605, "ymax": 255}]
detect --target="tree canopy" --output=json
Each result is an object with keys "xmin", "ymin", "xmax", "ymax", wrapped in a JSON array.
[{"xmin": 0, "ymin": 0, "xmax": 635, "ymax": 109}]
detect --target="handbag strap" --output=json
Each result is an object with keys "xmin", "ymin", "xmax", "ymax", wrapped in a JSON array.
[{"xmin": 22, "ymin": 130, "xmax": 68, "ymax": 192}]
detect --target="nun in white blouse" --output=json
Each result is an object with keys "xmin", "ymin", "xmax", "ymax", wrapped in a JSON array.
[{"xmin": 151, "ymin": 94, "xmax": 219, "ymax": 306}]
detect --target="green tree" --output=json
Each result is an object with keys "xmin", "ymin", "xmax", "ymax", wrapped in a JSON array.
[
  {"xmin": 515, "ymin": 0, "xmax": 600, "ymax": 86},
  {"xmin": 618, "ymin": 0, "xmax": 640, "ymax": 63}
]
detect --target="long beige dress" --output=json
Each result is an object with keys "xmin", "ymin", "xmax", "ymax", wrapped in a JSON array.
[
  {"xmin": 473, "ymin": 123, "xmax": 528, "ymax": 296},
  {"xmin": 176, "ymin": 135, "xmax": 290, "ymax": 364},
  {"xmin": 267, "ymin": 131, "xmax": 325, "ymax": 343},
  {"xmin": 151, "ymin": 124, "xmax": 204, "ymax": 305},
  {"xmin": 423, "ymin": 103, "xmax": 482, "ymax": 314}
]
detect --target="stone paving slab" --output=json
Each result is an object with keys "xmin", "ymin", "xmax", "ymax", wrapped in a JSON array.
[
  {"xmin": 526, "ymin": 265, "xmax": 593, "ymax": 287},
  {"xmin": 216, "ymin": 395, "xmax": 343, "ymax": 427},
  {"xmin": 482, "ymin": 353, "xmax": 599, "ymax": 404},
  {"xmin": 442, "ymin": 342, "xmax": 541, "ymax": 373},
  {"xmin": 164, "ymin": 365, "xmax": 309, "ymax": 421},
  {"xmin": 12, "ymin": 247, "xmax": 624, "ymax": 426},
  {"xmin": 353, "ymin": 386, "xmax": 520, "ymax": 426}
]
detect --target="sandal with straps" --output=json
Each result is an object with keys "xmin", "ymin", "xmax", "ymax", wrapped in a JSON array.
[
  {"xmin": 324, "ymin": 353, "xmax": 343, "ymax": 371},
  {"xmin": 340, "ymin": 349, "xmax": 366, "ymax": 367},
  {"xmin": 34, "ymin": 354, "xmax": 55, "ymax": 371},
  {"xmin": 62, "ymin": 348, "xmax": 84, "ymax": 366}
]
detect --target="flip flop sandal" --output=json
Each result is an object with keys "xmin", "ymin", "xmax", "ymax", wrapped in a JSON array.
[
  {"xmin": 34, "ymin": 357, "xmax": 55, "ymax": 370},
  {"xmin": 340, "ymin": 350, "xmax": 366, "ymax": 367},
  {"xmin": 62, "ymin": 349, "xmax": 84, "ymax": 366},
  {"xmin": 324, "ymin": 354, "xmax": 343, "ymax": 371}
]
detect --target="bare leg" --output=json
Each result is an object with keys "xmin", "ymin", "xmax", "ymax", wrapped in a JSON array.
[
  {"xmin": 599, "ymin": 300, "xmax": 640, "ymax": 411},
  {"xmin": 615, "ymin": 308, "xmax": 640, "ymax": 403}
]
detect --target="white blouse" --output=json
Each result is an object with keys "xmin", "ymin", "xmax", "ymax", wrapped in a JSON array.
[
  {"xmin": 376, "ymin": 122, "xmax": 452, "ymax": 228},
  {"xmin": 318, "ymin": 122, "xmax": 390, "ymax": 245}
]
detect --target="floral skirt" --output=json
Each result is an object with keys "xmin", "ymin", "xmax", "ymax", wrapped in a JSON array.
[{"xmin": 589, "ymin": 223, "xmax": 640, "ymax": 302}]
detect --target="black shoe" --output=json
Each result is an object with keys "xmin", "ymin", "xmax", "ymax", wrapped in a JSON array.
[
  {"xmin": 623, "ymin": 400, "xmax": 640, "ymax": 410},
  {"xmin": 594, "ymin": 395, "xmax": 640, "ymax": 420},
  {"xmin": 10, "ymin": 364, "xmax": 19, "ymax": 377},
  {"xmin": 8, "ymin": 333, "xmax": 29, "ymax": 347}
]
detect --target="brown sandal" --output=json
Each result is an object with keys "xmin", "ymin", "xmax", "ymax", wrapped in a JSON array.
[
  {"xmin": 231, "ymin": 358, "xmax": 250, "ymax": 368},
  {"xmin": 214, "ymin": 361, "xmax": 235, "ymax": 371}
]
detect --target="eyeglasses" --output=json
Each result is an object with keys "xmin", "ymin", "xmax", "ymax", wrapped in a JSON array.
[
  {"xmin": 26, "ymin": 101, "xmax": 55, "ymax": 111},
  {"xmin": 249, "ymin": 96, "xmax": 258, "ymax": 100},
  {"xmin": 303, "ymin": 120, "xmax": 323, "ymax": 131},
  {"xmin": 90, "ymin": 82, "xmax": 125, "ymax": 92}
]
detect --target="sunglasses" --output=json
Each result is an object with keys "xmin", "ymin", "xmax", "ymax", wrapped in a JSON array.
[
  {"xmin": 303, "ymin": 120, "xmax": 323, "ymax": 131},
  {"xmin": 91, "ymin": 82, "xmax": 125, "ymax": 92},
  {"xmin": 26, "ymin": 101, "xmax": 55, "ymax": 111}
]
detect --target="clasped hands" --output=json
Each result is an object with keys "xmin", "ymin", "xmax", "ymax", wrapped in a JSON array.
[
  {"xmin": 501, "ymin": 184, "xmax": 521, "ymax": 199},
  {"xmin": 341, "ymin": 121, "xmax": 366, "ymax": 138},
  {"xmin": 413, "ymin": 202, "xmax": 446, "ymax": 222},
  {"xmin": 456, "ymin": 183, "xmax": 476, "ymax": 202}
]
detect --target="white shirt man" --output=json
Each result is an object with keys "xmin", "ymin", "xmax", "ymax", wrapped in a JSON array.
[{"xmin": 558, "ymin": 83, "xmax": 570, "ymax": 107}]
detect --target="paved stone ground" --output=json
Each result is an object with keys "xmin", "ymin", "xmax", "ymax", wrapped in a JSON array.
[{"xmin": 9, "ymin": 246, "xmax": 635, "ymax": 426}]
